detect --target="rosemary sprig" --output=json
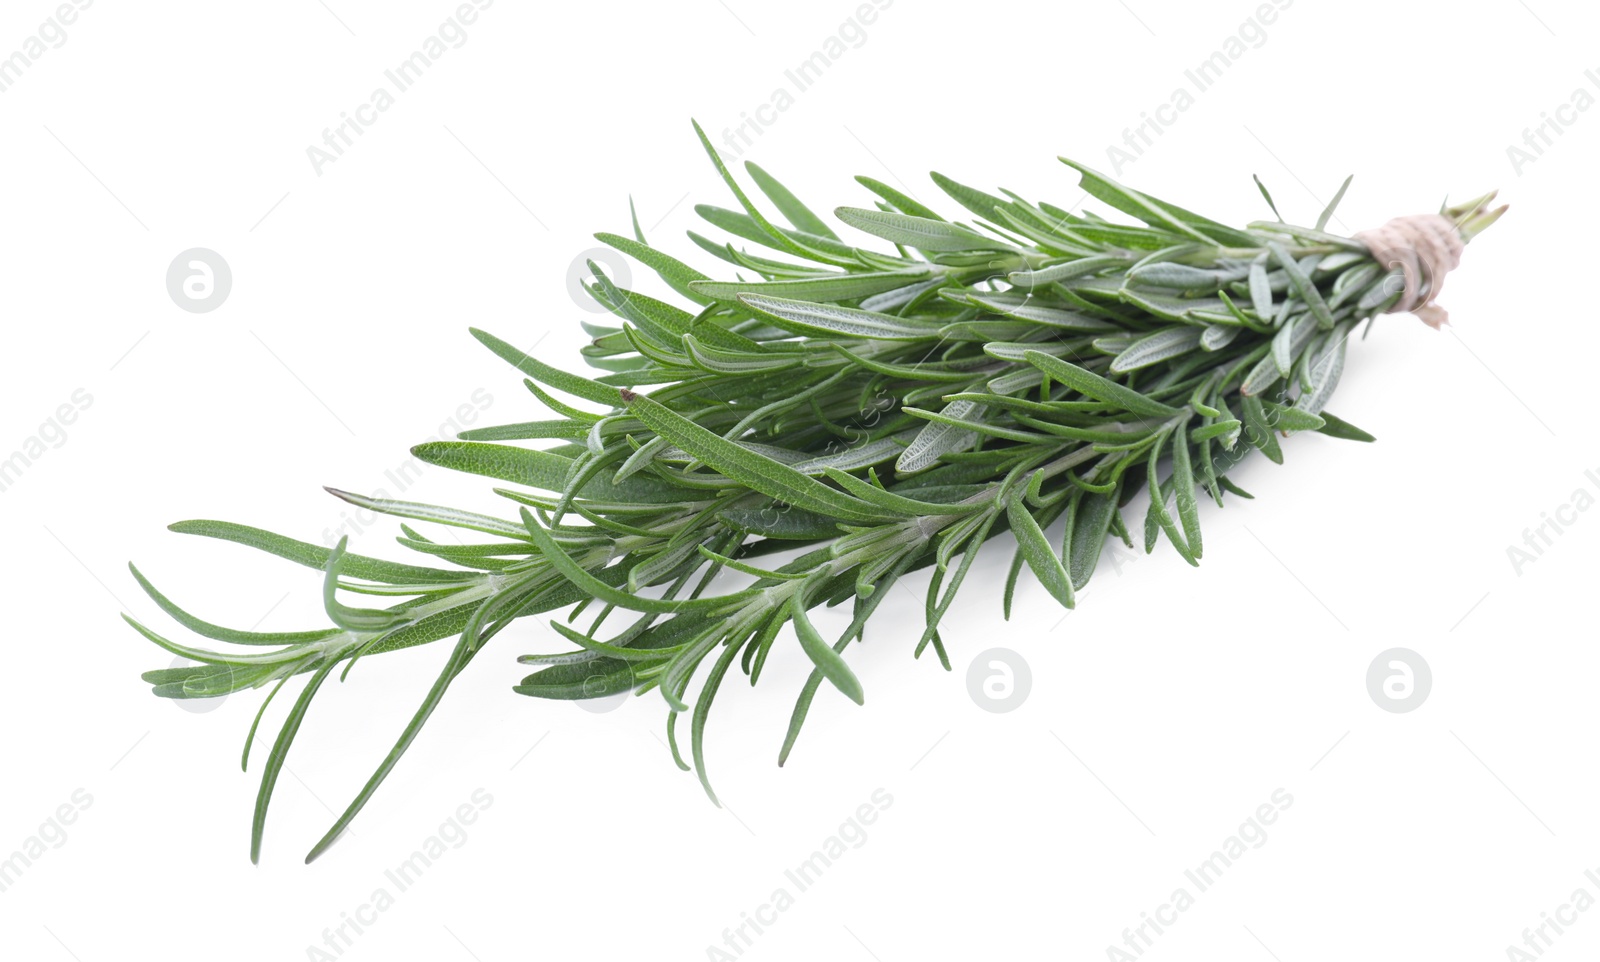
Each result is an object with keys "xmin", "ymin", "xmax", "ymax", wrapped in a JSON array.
[{"xmin": 126, "ymin": 121, "xmax": 1504, "ymax": 862}]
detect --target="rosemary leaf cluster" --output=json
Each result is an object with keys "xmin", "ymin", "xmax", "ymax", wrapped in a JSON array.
[{"xmin": 126, "ymin": 121, "xmax": 1503, "ymax": 862}]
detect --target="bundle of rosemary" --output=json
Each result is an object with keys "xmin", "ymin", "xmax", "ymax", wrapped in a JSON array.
[{"xmin": 127, "ymin": 122, "xmax": 1503, "ymax": 862}]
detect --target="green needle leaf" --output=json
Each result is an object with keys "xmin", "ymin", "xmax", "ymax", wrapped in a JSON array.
[
  {"xmin": 1315, "ymin": 410, "xmax": 1376, "ymax": 442},
  {"xmin": 746, "ymin": 161, "xmax": 839, "ymax": 239},
  {"xmin": 693, "ymin": 270, "xmax": 932, "ymax": 305},
  {"xmin": 623, "ymin": 390, "xmax": 891, "ymax": 522},
  {"xmin": 1317, "ymin": 175, "xmax": 1354, "ymax": 231},
  {"xmin": 252, "ymin": 659, "xmax": 339, "ymax": 864},
  {"xmin": 470, "ymin": 327, "xmax": 620, "ymax": 406},
  {"xmin": 594, "ymin": 232, "xmax": 714, "ymax": 306},
  {"xmin": 1068, "ymin": 488, "xmax": 1119, "ymax": 589},
  {"xmin": 736, "ymin": 292, "xmax": 941, "ymax": 340},
  {"xmin": 304, "ymin": 590, "xmax": 507, "ymax": 864},
  {"xmin": 691, "ymin": 119, "xmax": 847, "ymax": 266},
  {"xmin": 1007, "ymin": 496, "xmax": 1075, "ymax": 609},
  {"xmin": 834, "ymin": 207, "xmax": 1016, "ymax": 253},
  {"xmin": 855, "ymin": 175, "xmax": 943, "ymax": 221},
  {"xmin": 1269, "ymin": 243, "xmax": 1337, "ymax": 330},
  {"xmin": 519, "ymin": 508, "xmax": 755, "ymax": 616},
  {"xmin": 1239, "ymin": 394, "xmax": 1284, "ymax": 465},
  {"xmin": 790, "ymin": 588, "xmax": 865, "ymax": 706},
  {"xmin": 1023, "ymin": 351, "xmax": 1180, "ymax": 419},
  {"xmin": 1253, "ymin": 174, "xmax": 1282, "ymax": 220},
  {"xmin": 168, "ymin": 520, "xmax": 462, "ymax": 584},
  {"xmin": 1171, "ymin": 421, "xmax": 1203, "ymax": 560},
  {"xmin": 129, "ymin": 563, "xmax": 340, "ymax": 646},
  {"xmin": 929, "ymin": 171, "xmax": 1012, "ymax": 222},
  {"xmin": 1111, "ymin": 327, "xmax": 1204, "ymax": 373}
]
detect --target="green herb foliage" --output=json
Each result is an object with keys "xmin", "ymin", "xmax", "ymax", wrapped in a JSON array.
[{"xmin": 127, "ymin": 121, "xmax": 1504, "ymax": 862}]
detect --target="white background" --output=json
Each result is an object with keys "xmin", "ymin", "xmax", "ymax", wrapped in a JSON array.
[{"xmin": 1, "ymin": 1, "xmax": 1595, "ymax": 959}]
